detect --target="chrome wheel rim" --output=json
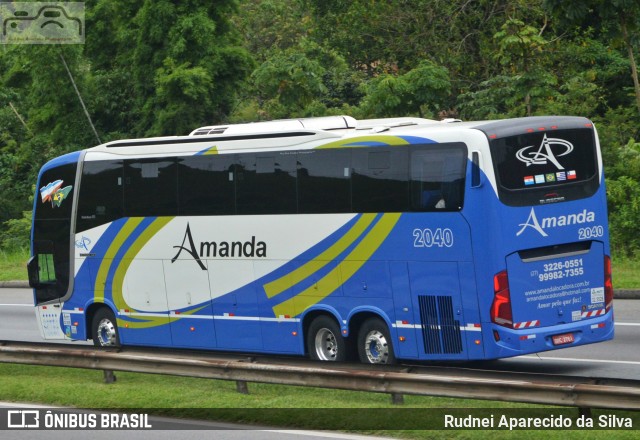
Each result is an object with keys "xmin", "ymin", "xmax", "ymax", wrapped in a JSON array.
[
  {"xmin": 314, "ymin": 328, "xmax": 338, "ymax": 361},
  {"xmin": 364, "ymin": 330, "xmax": 389, "ymax": 364},
  {"xmin": 97, "ymin": 318, "xmax": 117, "ymax": 346}
]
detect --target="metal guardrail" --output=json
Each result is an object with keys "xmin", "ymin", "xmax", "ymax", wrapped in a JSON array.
[{"xmin": 1, "ymin": 341, "xmax": 639, "ymax": 410}]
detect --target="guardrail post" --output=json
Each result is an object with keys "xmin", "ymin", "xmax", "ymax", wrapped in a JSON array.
[
  {"xmin": 391, "ymin": 393, "xmax": 404, "ymax": 405},
  {"xmin": 578, "ymin": 407, "xmax": 592, "ymax": 418},
  {"xmin": 236, "ymin": 380, "xmax": 249, "ymax": 394},
  {"xmin": 103, "ymin": 369, "xmax": 116, "ymax": 384}
]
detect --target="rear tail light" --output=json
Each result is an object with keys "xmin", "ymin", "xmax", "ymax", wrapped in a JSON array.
[
  {"xmin": 491, "ymin": 270, "xmax": 513, "ymax": 328},
  {"xmin": 604, "ymin": 256, "xmax": 613, "ymax": 311}
]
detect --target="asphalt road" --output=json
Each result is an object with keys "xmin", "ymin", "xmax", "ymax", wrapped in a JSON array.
[
  {"xmin": 1, "ymin": 287, "xmax": 639, "ymax": 381},
  {"xmin": 1, "ymin": 287, "xmax": 638, "ymax": 438}
]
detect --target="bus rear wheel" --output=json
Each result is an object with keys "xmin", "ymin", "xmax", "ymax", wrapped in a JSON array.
[
  {"xmin": 307, "ymin": 316, "xmax": 346, "ymax": 362},
  {"xmin": 357, "ymin": 318, "xmax": 396, "ymax": 364},
  {"xmin": 92, "ymin": 308, "xmax": 120, "ymax": 347}
]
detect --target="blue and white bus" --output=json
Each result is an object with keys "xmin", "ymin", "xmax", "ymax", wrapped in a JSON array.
[{"xmin": 28, "ymin": 115, "xmax": 614, "ymax": 363}]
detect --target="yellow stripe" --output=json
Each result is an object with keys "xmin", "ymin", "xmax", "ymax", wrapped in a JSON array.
[
  {"xmin": 202, "ymin": 146, "xmax": 219, "ymax": 155},
  {"xmin": 111, "ymin": 217, "xmax": 174, "ymax": 312},
  {"xmin": 94, "ymin": 218, "xmax": 145, "ymax": 303},
  {"xmin": 272, "ymin": 213, "xmax": 401, "ymax": 317},
  {"xmin": 316, "ymin": 136, "xmax": 409, "ymax": 149},
  {"xmin": 263, "ymin": 214, "xmax": 376, "ymax": 299}
]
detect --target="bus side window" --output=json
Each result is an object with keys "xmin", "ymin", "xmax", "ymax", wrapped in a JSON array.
[
  {"xmin": 178, "ymin": 155, "xmax": 236, "ymax": 216},
  {"xmin": 410, "ymin": 144, "xmax": 467, "ymax": 212},
  {"xmin": 236, "ymin": 153, "xmax": 297, "ymax": 215},
  {"xmin": 76, "ymin": 160, "xmax": 123, "ymax": 232},
  {"xmin": 297, "ymin": 149, "xmax": 351, "ymax": 213},
  {"xmin": 124, "ymin": 159, "xmax": 178, "ymax": 217},
  {"xmin": 352, "ymin": 148, "xmax": 409, "ymax": 213}
]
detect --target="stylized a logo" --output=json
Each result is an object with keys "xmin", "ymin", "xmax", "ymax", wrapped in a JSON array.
[
  {"xmin": 516, "ymin": 208, "xmax": 548, "ymax": 237},
  {"xmin": 172, "ymin": 223, "xmax": 207, "ymax": 270},
  {"xmin": 515, "ymin": 134, "xmax": 573, "ymax": 170}
]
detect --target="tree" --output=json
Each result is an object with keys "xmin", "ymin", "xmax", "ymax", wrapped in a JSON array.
[
  {"xmin": 544, "ymin": 0, "xmax": 640, "ymax": 113},
  {"xmin": 358, "ymin": 61, "xmax": 451, "ymax": 118}
]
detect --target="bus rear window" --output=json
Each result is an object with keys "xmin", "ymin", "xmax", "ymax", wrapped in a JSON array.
[{"xmin": 490, "ymin": 128, "xmax": 599, "ymax": 206}]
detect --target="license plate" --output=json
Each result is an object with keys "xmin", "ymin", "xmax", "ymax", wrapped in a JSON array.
[{"xmin": 552, "ymin": 333, "xmax": 574, "ymax": 346}]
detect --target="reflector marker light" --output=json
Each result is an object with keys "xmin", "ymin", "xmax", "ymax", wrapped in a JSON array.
[
  {"xmin": 514, "ymin": 320, "xmax": 540, "ymax": 329},
  {"xmin": 581, "ymin": 309, "xmax": 606, "ymax": 318}
]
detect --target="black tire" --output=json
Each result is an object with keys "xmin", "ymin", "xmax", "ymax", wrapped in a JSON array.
[
  {"xmin": 357, "ymin": 317, "xmax": 396, "ymax": 364},
  {"xmin": 91, "ymin": 308, "xmax": 120, "ymax": 347},
  {"xmin": 307, "ymin": 315, "xmax": 347, "ymax": 362}
]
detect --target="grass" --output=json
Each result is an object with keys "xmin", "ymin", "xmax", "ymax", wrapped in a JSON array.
[
  {"xmin": 611, "ymin": 258, "xmax": 640, "ymax": 289},
  {"xmin": 0, "ymin": 248, "xmax": 29, "ymax": 281},
  {"xmin": 0, "ymin": 362, "xmax": 638, "ymax": 438}
]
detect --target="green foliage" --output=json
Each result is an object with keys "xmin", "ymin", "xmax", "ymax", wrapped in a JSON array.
[
  {"xmin": 358, "ymin": 61, "xmax": 451, "ymax": 118},
  {"xmin": 607, "ymin": 176, "xmax": 640, "ymax": 256},
  {"xmin": 0, "ymin": 211, "xmax": 31, "ymax": 251},
  {"xmin": 3, "ymin": 0, "xmax": 640, "ymax": 257}
]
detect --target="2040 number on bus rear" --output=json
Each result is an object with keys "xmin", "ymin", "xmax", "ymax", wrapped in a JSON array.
[
  {"xmin": 413, "ymin": 228, "xmax": 454, "ymax": 248},
  {"xmin": 578, "ymin": 226, "xmax": 604, "ymax": 240}
]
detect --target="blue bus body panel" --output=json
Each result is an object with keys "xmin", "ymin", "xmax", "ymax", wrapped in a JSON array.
[{"xmin": 40, "ymin": 122, "xmax": 612, "ymax": 361}]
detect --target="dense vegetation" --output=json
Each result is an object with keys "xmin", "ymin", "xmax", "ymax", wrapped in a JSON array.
[{"xmin": 2, "ymin": 0, "xmax": 640, "ymax": 256}]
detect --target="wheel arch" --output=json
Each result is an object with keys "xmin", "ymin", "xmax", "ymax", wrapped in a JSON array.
[
  {"xmin": 85, "ymin": 301, "xmax": 117, "ymax": 342},
  {"xmin": 301, "ymin": 306, "xmax": 345, "ymax": 355},
  {"xmin": 347, "ymin": 307, "xmax": 394, "ymax": 340}
]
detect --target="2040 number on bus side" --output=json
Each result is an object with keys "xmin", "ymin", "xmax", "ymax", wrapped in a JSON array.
[{"xmin": 413, "ymin": 228, "xmax": 454, "ymax": 248}]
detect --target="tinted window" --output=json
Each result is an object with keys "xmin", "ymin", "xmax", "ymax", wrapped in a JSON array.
[
  {"xmin": 236, "ymin": 153, "xmax": 297, "ymax": 214},
  {"xmin": 410, "ymin": 144, "xmax": 467, "ymax": 211},
  {"xmin": 76, "ymin": 160, "xmax": 123, "ymax": 232},
  {"xmin": 36, "ymin": 163, "xmax": 77, "ymax": 220},
  {"xmin": 178, "ymin": 155, "xmax": 235, "ymax": 215},
  {"xmin": 490, "ymin": 128, "xmax": 598, "ymax": 206},
  {"xmin": 352, "ymin": 148, "xmax": 409, "ymax": 212},
  {"xmin": 124, "ymin": 159, "xmax": 177, "ymax": 217},
  {"xmin": 298, "ymin": 149, "xmax": 351, "ymax": 213},
  {"xmin": 33, "ymin": 161, "xmax": 78, "ymax": 302}
]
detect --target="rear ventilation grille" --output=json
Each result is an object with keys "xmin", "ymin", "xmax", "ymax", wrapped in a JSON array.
[{"xmin": 417, "ymin": 295, "xmax": 463, "ymax": 354}]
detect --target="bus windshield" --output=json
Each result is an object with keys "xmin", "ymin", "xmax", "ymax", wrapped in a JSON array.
[{"xmin": 490, "ymin": 128, "xmax": 599, "ymax": 206}]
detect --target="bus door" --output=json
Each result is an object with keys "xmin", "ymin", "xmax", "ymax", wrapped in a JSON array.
[
  {"xmin": 28, "ymin": 158, "xmax": 78, "ymax": 339},
  {"xmin": 164, "ymin": 258, "xmax": 217, "ymax": 349}
]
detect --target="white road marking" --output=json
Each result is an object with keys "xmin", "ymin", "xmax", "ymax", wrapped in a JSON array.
[{"xmin": 520, "ymin": 356, "xmax": 640, "ymax": 366}]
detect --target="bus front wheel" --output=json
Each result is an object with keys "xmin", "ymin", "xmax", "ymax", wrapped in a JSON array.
[
  {"xmin": 307, "ymin": 316, "xmax": 346, "ymax": 362},
  {"xmin": 357, "ymin": 318, "xmax": 396, "ymax": 364},
  {"xmin": 92, "ymin": 308, "xmax": 120, "ymax": 347}
]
